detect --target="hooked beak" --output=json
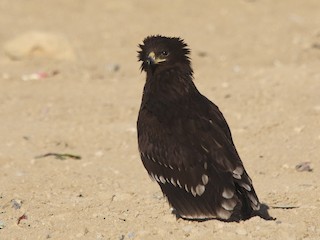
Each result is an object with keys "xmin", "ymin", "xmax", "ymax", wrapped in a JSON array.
[{"xmin": 146, "ymin": 51, "xmax": 166, "ymax": 65}]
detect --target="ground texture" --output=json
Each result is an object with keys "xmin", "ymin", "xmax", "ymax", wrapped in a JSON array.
[{"xmin": 0, "ymin": 0, "xmax": 320, "ymax": 239}]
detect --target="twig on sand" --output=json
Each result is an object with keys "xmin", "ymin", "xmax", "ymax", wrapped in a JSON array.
[
  {"xmin": 35, "ymin": 152, "xmax": 81, "ymax": 160},
  {"xmin": 270, "ymin": 205, "xmax": 299, "ymax": 209}
]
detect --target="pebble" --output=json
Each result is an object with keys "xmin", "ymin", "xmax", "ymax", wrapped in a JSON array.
[
  {"xmin": 11, "ymin": 199, "xmax": 22, "ymax": 209},
  {"xmin": 295, "ymin": 162, "xmax": 312, "ymax": 172}
]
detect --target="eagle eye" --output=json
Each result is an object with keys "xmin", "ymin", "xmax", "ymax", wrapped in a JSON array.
[{"xmin": 160, "ymin": 51, "xmax": 169, "ymax": 57}]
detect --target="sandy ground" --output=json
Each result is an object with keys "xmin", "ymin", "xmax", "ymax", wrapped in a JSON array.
[{"xmin": 1, "ymin": 0, "xmax": 320, "ymax": 239}]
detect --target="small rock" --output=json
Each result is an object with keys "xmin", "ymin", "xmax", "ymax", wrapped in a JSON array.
[
  {"xmin": 295, "ymin": 162, "xmax": 312, "ymax": 172},
  {"xmin": 11, "ymin": 199, "xmax": 22, "ymax": 209}
]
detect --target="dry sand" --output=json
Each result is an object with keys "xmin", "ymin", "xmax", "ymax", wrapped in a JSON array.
[{"xmin": 1, "ymin": 0, "xmax": 320, "ymax": 239}]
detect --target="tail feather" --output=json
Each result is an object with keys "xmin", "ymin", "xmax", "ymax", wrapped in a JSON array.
[{"xmin": 159, "ymin": 179, "xmax": 260, "ymax": 221}]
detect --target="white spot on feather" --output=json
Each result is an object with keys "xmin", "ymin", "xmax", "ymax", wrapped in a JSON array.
[
  {"xmin": 202, "ymin": 174, "xmax": 209, "ymax": 185},
  {"xmin": 184, "ymin": 184, "xmax": 189, "ymax": 192},
  {"xmin": 159, "ymin": 175, "xmax": 166, "ymax": 184},
  {"xmin": 251, "ymin": 202, "xmax": 260, "ymax": 210},
  {"xmin": 195, "ymin": 184, "xmax": 205, "ymax": 196},
  {"xmin": 149, "ymin": 173, "xmax": 155, "ymax": 182},
  {"xmin": 204, "ymin": 162, "xmax": 208, "ymax": 170},
  {"xmin": 177, "ymin": 179, "xmax": 182, "ymax": 188},
  {"xmin": 191, "ymin": 187, "xmax": 197, "ymax": 197},
  {"xmin": 169, "ymin": 165, "xmax": 174, "ymax": 170},
  {"xmin": 221, "ymin": 199, "xmax": 237, "ymax": 211},
  {"xmin": 201, "ymin": 145, "xmax": 209, "ymax": 153},
  {"xmin": 233, "ymin": 166, "xmax": 244, "ymax": 175},
  {"xmin": 233, "ymin": 173, "xmax": 241, "ymax": 180},
  {"xmin": 216, "ymin": 208, "xmax": 232, "ymax": 220},
  {"xmin": 248, "ymin": 193, "xmax": 258, "ymax": 206},
  {"xmin": 232, "ymin": 166, "xmax": 244, "ymax": 179},
  {"xmin": 170, "ymin": 177, "xmax": 176, "ymax": 186},
  {"xmin": 222, "ymin": 188, "xmax": 234, "ymax": 199},
  {"xmin": 240, "ymin": 182, "xmax": 251, "ymax": 191},
  {"xmin": 146, "ymin": 154, "xmax": 156, "ymax": 162},
  {"xmin": 154, "ymin": 174, "xmax": 160, "ymax": 182}
]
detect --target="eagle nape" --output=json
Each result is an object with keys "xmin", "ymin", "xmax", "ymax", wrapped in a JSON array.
[{"xmin": 137, "ymin": 35, "xmax": 273, "ymax": 222}]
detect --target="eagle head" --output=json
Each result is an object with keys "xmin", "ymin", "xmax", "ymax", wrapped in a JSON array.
[{"xmin": 138, "ymin": 35, "xmax": 191, "ymax": 73}]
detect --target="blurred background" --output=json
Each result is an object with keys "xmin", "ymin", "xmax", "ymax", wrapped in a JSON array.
[{"xmin": 0, "ymin": 0, "xmax": 319, "ymax": 239}]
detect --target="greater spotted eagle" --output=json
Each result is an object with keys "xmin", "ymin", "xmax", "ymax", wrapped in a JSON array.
[{"xmin": 137, "ymin": 35, "xmax": 261, "ymax": 221}]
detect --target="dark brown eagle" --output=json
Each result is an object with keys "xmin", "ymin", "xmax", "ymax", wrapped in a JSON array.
[{"xmin": 137, "ymin": 35, "xmax": 261, "ymax": 221}]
